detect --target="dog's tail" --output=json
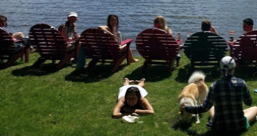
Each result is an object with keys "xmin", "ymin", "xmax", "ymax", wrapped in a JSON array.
[{"xmin": 188, "ymin": 71, "xmax": 206, "ymax": 84}]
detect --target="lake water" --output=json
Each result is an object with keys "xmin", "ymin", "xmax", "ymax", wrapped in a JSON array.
[{"xmin": 1, "ymin": 0, "xmax": 257, "ymax": 49}]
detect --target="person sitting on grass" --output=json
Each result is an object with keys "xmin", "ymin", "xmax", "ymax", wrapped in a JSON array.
[
  {"xmin": 181, "ymin": 56, "xmax": 257, "ymax": 133},
  {"xmin": 112, "ymin": 78, "xmax": 154, "ymax": 118}
]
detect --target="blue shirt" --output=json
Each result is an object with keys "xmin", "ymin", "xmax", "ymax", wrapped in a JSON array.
[{"xmin": 185, "ymin": 75, "xmax": 252, "ymax": 131}]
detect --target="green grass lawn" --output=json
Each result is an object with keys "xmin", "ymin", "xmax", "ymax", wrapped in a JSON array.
[{"xmin": 0, "ymin": 53, "xmax": 257, "ymax": 136}]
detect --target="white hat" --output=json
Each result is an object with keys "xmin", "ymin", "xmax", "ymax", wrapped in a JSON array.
[
  {"xmin": 68, "ymin": 12, "xmax": 78, "ymax": 18},
  {"xmin": 220, "ymin": 56, "xmax": 236, "ymax": 70},
  {"xmin": 122, "ymin": 115, "xmax": 139, "ymax": 123}
]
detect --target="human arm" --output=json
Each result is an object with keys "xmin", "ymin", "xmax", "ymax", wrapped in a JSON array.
[
  {"xmin": 73, "ymin": 26, "xmax": 80, "ymax": 40},
  {"xmin": 242, "ymin": 80, "xmax": 252, "ymax": 106},
  {"xmin": 60, "ymin": 25, "xmax": 68, "ymax": 41},
  {"xmin": 134, "ymin": 98, "xmax": 154, "ymax": 115},
  {"xmin": 184, "ymin": 84, "xmax": 215, "ymax": 114},
  {"xmin": 112, "ymin": 97, "xmax": 126, "ymax": 118},
  {"xmin": 98, "ymin": 25, "xmax": 113, "ymax": 35},
  {"xmin": 210, "ymin": 26, "xmax": 218, "ymax": 34}
]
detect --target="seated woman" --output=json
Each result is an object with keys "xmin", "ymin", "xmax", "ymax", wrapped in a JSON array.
[
  {"xmin": 153, "ymin": 15, "xmax": 182, "ymax": 66},
  {"xmin": 99, "ymin": 14, "xmax": 138, "ymax": 63},
  {"xmin": 112, "ymin": 78, "xmax": 154, "ymax": 118},
  {"xmin": 154, "ymin": 15, "xmax": 173, "ymax": 35}
]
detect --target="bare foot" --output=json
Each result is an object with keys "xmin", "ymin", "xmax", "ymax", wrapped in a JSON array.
[
  {"xmin": 124, "ymin": 78, "xmax": 130, "ymax": 84},
  {"xmin": 131, "ymin": 58, "xmax": 139, "ymax": 63},
  {"xmin": 135, "ymin": 78, "xmax": 145, "ymax": 83},
  {"xmin": 129, "ymin": 80, "xmax": 135, "ymax": 83}
]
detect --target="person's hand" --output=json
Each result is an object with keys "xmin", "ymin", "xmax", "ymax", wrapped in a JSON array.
[
  {"xmin": 132, "ymin": 112, "xmax": 138, "ymax": 116},
  {"xmin": 179, "ymin": 104, "xmax": 186, "ymax": 115},
  {"xmin": 210, "ymin": 26, "xmax": 218, "ymax": 34}
]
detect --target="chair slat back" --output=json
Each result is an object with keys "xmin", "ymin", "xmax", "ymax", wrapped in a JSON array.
[
  {"xmin": 29, "ymin": 24, "xmax": 67, "ymax": 58},
  {"xmin": 136, "ymin": 28, "xmax": 179, "ymax": 60},
  {"xmin": 0, "ymin": 28, "xmax": 16, "ymax": 60},
  {"xmin": 232, "ymin": 30, "xmax": 257, "ymax": 61},
  {"xmin": 79, "ymin": 28, "xmax": 121, "ymax": 59},
  {"xmin": 184, "ymin": 32, "xmax": 228, "ymax": 62}
]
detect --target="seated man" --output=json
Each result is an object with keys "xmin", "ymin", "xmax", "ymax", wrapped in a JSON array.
[
  {"xmin": 243, "ymin": 18, "xmax": 254, "ymax": 33},
  {"xmin": 201, "ymin": 19, "xmax": 218, "ymax": 34},
  {"xmin": 58, "ymin": 12, "xmax": 80, "ymax": 41}
]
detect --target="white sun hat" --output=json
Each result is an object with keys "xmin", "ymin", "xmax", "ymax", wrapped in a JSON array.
[
  {"xmin": 220, "ymin": 56, "xmax": 236, "ymax": 70},
  {"xmin": 68, "ymin": 12, "xmax": 78, "ymax": 18},
  {"xmin": 122, "ymin": 115, "xmax": 139, "ymax": 123}
]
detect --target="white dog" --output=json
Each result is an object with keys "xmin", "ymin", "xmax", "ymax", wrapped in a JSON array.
[{"xmin": 178, "ymin": 71, "xmax": 208, "ymax": 124}]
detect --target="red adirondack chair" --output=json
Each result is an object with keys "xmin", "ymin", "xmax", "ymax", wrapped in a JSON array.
[
  {"xmin": 79, "ymin": 28, "xmax": 133, "ymax": 73},
  {"xmin": 229, "ymin": 30, "xmax": 257, "ymax": 71},
  {"xmin": 29, "ymin": 23, "xmax": 76, "ymax": 69},
  {"xmin": 136, "ymin": 28, "xmax": 181, "ymax": 72},
  {"xmin": 0, "ymin": 28, "xmax": 28, "ymax": 68}
]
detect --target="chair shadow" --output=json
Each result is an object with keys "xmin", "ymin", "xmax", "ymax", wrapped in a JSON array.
[
  {"xmin": 124, "ymin": 65, "xmax": 174, "ymax": 82},
  {"xmin": 11, "ymin": 64, "xmax": 66, "ymax": 76},
  {"xmin": 234, "ymin": 65, "xmax": 257, "ymax": 81},
  {"xmin": 0, "ymin": 61, "xmax": 25, "ymax": 70},
  {"xmin": 65, "ymin": 64, "xmax": 126, "ymax": 83},
  {"xmin": 175, "ymin": 64, "xmax": 221, "ymax": 83}
]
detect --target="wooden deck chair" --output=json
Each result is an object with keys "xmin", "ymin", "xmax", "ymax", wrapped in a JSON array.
[
  {"xmin": 229, "ymin": 30, "xmax": 257, "ymax": 71},
  {"xmin": 136, "ymin": 28, "xmax": 181, "ymax": 72},
  {"xmin": 29, "ymin": 23, "xmax": 76, "ymax": 69},
  {"xmin": 184, "ymin": 31, "xmax": 228, "ymax": 68},
  {"xmin": 79, "ymin": 28, "xmax": 133, "ymax": 73},
  {"xmin": 0, "ymin": 28, "xmax": 27, "ymax": 68}
]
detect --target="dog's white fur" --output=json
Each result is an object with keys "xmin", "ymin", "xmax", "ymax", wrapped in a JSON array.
[{"xmin": 178, "ymin": 71, "xmax": 208, "ymax": 124}]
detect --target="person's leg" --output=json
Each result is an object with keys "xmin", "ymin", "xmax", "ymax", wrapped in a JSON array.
[
  {"xmin": 76, "ymin": 47, "xmax": 86, "ymax": 70},
  {"xmin": 209, "ymin": 106, "xmax": 215, "ymax": 118},
  {"xmin": 244, "ymin": 106, "xmax": 257, "ymax": 123},
  {"xmin": 123, "ymin": 78, "xmax": 130, "ymax": 86},
  {"xmin": 137, "ymin": 78, "xmax": 145, "ymax": 87},
  {"xmin": 127, "ymin": 48, "xmax": 138, "ymax": 63}
]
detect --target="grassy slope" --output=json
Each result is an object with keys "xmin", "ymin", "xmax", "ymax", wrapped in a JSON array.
[{"xmin": 0, "ymin": 53, "xmax": 256, "ymax": 136}]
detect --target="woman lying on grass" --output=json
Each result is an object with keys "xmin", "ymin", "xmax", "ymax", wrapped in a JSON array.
[{"xmin": 112, "ymin": 78, "xmax": 154, "ymax": 118}]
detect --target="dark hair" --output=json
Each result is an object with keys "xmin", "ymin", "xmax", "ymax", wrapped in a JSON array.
[
  {"xmin": 0, "ymin": 14, "xmax": 7, "ymax": 27},
  {"xmin": 201, "ymin": 19, "xmax": 211, "ymax": 31},
  {"xmin": 107, "ymin": 14, "xmax": 119, "ymax": 33},
  {"xmin": 243, "ymin": 18, "xmax": 254, "ymax": 26},
  {"xmin": 124, "ymin": 87, "xmax": 141, "ymax": 106}
]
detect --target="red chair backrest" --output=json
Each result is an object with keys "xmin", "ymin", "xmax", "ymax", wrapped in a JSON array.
[
  {"xmin": 79, "ymin": 28, "xmax": 122, "ymax": 59},
  {"xmin": 136, "ymin": 28, "xmax": 179, "ymax": 60},
  {"xmin": 232, "ymin": 30, "xmax": 257, "ymax": 61},
  {"xmin": 0, "ymin": 28, "xmax": 16, "ymax": 59},
  {"xmin": 29, "ymin": 24, "xmax": 68, "ymax": 58}
]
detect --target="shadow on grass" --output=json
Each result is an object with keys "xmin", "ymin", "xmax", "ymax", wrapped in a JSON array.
[
  {"xmin": 0, "ymin": 61, "xmax": 25, "ymax": 70},
  {"xmin": 175, "ymin": 64, "xmax": 221, "ymax": 83},
  {"xmin": 65, "ymin": 64, "xmax": 127, "ymax": 83},
  {"xmin": 172, "ymin": 120, "xmax": 243, "ymax": 136},
  {"xmin": 124, "ymin": 65, "xmax": 174, "ymax": 82},
  {"xmin": 234, "ymin": 65, "xmax": 257, "ymax": 81},
  {"xmin": 11, "ymin": 64, "xmax": 66, "ymax": 76}
]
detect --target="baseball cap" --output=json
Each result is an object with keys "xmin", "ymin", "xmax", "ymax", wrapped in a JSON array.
[
  {"xmin": 220, "ymin": 56, "xmax": 236, "ymax": 70},
  {"xmin": 68, "ymin": 12, "xmax": 78, "ymax": 18}
]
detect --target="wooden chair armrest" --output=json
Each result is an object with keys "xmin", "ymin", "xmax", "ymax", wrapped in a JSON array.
[
  {"xmin": 176, "ymin": 39, "xmax": 183, "ymax": 45},
  {"xmin": 121, "ymin": 39, "xmax": 133, "ymax": 46},
  {"xmin": 227, "ymin": 41, "xmax": 234, "ymax": 47}
]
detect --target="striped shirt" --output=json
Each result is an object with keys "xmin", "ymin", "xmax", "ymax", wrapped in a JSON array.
[{"xmin": 185, "ymin": 75, "xmax": 252, "ymax": 131}]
